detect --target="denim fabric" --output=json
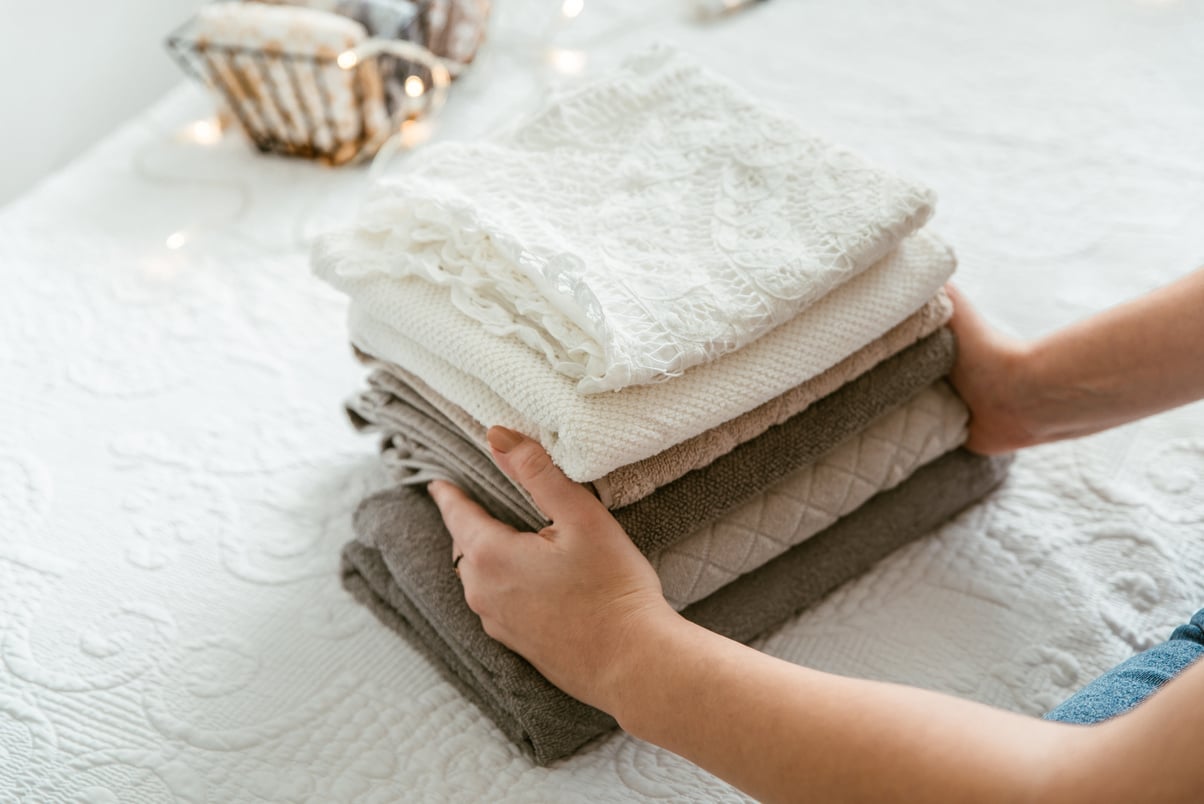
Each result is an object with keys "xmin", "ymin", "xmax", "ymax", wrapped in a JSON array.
[{"xmin": 1045, "ymin": 609, "xmax": 1204, "ymax": 724}]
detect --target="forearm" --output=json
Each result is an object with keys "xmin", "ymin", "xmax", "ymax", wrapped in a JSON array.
[
  {"xmin": 603, "ymin": 611, "xmax": 1204, "ymax": 804},
  {"xmin": 604, "ymin": 611, "xmax": 1068, "ymax": 803},
  {"xmin": 1016, "ymin": 267, "xmax": 1204, "ymax": 444},
  {"xmin": 437, "ymin": 424, "xmax": 1204, "ymax": 801}
]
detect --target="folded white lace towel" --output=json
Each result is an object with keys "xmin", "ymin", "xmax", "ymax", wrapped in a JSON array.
[
  {"xmin": 325, "ymin": 231, "xmax": 956, "ymax": 481},
  {"xmin": 654, "ymin": 382, "xmax": 969, "ymax": 610},
  {"xmin": 314, "ymin": 45, "xmax": 936, "ymax": 394}
]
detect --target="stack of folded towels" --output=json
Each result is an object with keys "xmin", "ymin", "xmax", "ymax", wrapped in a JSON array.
[{"xmin": 313, "ymin": 45, "xmax": 1012, "ymax": 764}]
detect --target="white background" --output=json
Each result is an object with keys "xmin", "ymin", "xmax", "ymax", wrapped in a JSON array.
[
  {"xmin": 2, "ymin": 0, "xmax": 1203, "ymax": 800},
  {"xmin": 0, "ymin": 0, "xmax": 202, "ymax": 207}
]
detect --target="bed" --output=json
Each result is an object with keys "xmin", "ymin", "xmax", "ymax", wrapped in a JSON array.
[{"xmin": 2, "ymin": 0, "xmax": 1203, "ymax": 799}]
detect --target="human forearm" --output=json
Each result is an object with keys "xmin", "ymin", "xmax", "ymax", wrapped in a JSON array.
[
  {"xmin": 1014, "ymin": 268, "xmax": 1204, "ymax": 444},
  {"xmin": 438, "ymin": 429, "xmax": 1204, "ymax": 803},
  {"xmin": 1043, "ymin": 659, "xmax": 1204, "ymax": 804},
  {"xmin": 607, "ymin": 612, "xmax": 1204, "ymax": 804},
  {"xmin": 605, "ymin": 611, "xmax": 1068, "ymax": 803},
  {"xmin": 948, "ymin": 268, "xmax": 1204, "ymax": 454}
]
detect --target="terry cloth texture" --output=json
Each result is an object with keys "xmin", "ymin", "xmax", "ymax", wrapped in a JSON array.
[
  {"xmin": 352, "ymin": 291, "xmax": 953, "ymax": 509},
  {"xmin": 321, "ymin": 229, "xmax": 957, "ymax": 481},
  {"xmin": 655, "ymin": 382, "xmax": 968, "ymax": 608},
  {"xmin": 348, "ymin": 328, "xmax": 958, "ymax": 557},
  {"xmin": 348, "ymin": 380, "xmax": 968, "ymax": 608},
  {"xmin": 340, "ymin": 448, "xmax": 1013, "ymax": 764},
  {"xmin": 592, "ymin": 291, "xmax": 953, "ymax": 507},
  {"xmin": 314, "ymin": 45, "xmax": 935, "ymax": 393}
]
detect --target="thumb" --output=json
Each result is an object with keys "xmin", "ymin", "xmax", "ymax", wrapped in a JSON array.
[
  {"xmin": 945, "ymin": 282, "xmax": 988, "ymax": 343},
  {"xmin": 486, "ymin": 426, "xmax": 602, "ymax": 523}
]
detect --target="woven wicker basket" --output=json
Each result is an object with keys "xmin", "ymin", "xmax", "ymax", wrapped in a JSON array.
[{"xmin": 166, "ymin": 1, "xmax": 487, "ymax": 164}]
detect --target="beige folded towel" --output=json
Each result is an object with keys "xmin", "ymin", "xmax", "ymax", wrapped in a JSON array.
[
  {"xmin": 593, "ymin": 291, "xmax": 952, "ymax": 507},
  {"xmin": 333, "ymin": 231, "xmax": 956, "ymax": 482},
  {"xmin": 655, "ymin": 382, "xmax": 968, "ymax": 608},
  {"xmin": 355, "ymin": 290, "xmax": 952, "ymax": 509}
]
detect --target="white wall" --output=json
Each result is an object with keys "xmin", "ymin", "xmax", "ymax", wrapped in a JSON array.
[{"xmin": 0, "ymin": 0, "xmax": 204, "ymax": 207}]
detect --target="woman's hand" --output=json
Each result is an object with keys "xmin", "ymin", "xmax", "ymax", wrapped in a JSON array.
[
  {"xmin": 948, "ymin": 268, "xmax": 1204, "ymax": 454},
  {"xmin": 428, "ymin": 425, "xmax": 677, "ymax": 713},
  {"xmin": 425, "ymin": 428, "xmax": 1111, "ymax": 804},
  {"xmin": 945, "ymin": 283, "xmax": 1039, "ymax": 454},
  {"xmin": 422, "ymin": 279, "xmax": 1204, "ymax": 803}
]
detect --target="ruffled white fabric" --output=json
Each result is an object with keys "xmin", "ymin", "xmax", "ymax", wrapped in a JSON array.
[
  {"xmin": 314, "ymin": 45, "xmax": 935, "ymax": 393},
  {"xmin": 322, "ymin": 232, "xmax": 956, "ymax": 481}
]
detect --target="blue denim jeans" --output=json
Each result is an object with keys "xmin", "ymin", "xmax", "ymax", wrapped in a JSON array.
[{"xmin": 1044, "ymin": 609, "xmax": 1204, "ymax": 724}]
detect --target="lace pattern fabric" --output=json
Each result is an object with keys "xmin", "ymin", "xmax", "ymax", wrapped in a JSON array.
[
  {"xmin": 315, "ymin": 45, "xmax": 936, "ymax": 393},
  {"xmin": 330, "ymin": 232, "xmax": 957, "ymax": 481}
]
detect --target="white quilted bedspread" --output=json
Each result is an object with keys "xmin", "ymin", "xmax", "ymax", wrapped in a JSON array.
[{"xmin": 2, "ymin": 0, "xmax": 1203, "ymax": 800}]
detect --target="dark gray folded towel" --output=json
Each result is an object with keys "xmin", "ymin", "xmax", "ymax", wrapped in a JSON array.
[
  {"xmin": 348, "ymin": 328, "xmax": 958, "ymax": 556},
  {"xmin": 340, "ymin": 448, "xmax": 1012, "ymax": 765}
]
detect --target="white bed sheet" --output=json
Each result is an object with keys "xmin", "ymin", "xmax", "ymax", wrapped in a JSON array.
[{"xmin": 2, "ymin": 0, "xmax": 1203, "ymax": 800}]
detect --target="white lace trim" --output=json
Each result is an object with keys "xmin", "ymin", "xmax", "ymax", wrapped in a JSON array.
[
  {"xmin": 323, "ymin": 44, "xmax": 936, "ymax": 393},
  {"xmin": 322, "ymin": 232, "xmax": 957, "ymax": 482}
]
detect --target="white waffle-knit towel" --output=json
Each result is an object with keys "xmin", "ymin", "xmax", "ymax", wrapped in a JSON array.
[
  {"xmin": 314, "ymin": 45, "xmax": 935, "ymax": 393},
  {"xmin": 325, "ymin": 231, "xmax": 956, "ymax": 482}
]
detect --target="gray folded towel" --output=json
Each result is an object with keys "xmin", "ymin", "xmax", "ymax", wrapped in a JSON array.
[
  {"xmin": 351, "ymin": 292, "xmax": 953, "ymax": 509},
  {"xmin": 348, "ymin": 328, "xmax": 958, "ymax": 556},
  {"xmin": 340, "ymin": 448, "xmax": 1012, "ymax": 765},
  {"xmin": 348, "ymin": 385, "xmax": 545, "ymax": 532}
]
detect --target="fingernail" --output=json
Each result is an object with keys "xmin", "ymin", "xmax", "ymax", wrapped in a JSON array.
[
  {"xmin": 487, "ymin": 426, "xmax": 524, "ymax": 454},
  {"xmin": 426, "ymin": 480, "xmax": 447, "ymax": 504}
]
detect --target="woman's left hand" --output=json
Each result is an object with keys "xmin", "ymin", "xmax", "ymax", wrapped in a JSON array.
[{"xmin": 428, "ymin": 425, "xmax": 677, "ymax": 713}]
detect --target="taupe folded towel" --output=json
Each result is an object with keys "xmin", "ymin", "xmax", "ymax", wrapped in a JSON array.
[
  {"xmin": 348, "ymin": 382, "xmax": 545, "ymax": 532},
  {"xmin": 349, "ymin": 328, "xmax": 958, "ymax": 557},
  {"xmin": 352, "ymin": 292, "xmax": 952, "ymax": 509},
  {"xmin": 341, "ymin": 448, "xmax": 1012, "ymax": 765},
  {"xmin": 594, "ymin": 292, "xmax": 952, "ymax": 507},
  {"xmin": 654, "ymin": 383, "xmax": 969, "ymax": 609}
]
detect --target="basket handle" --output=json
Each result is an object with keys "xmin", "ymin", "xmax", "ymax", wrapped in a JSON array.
[
  {"xmin": 346, "ymin": 38, "xmax": 453, "ymax": 114},
  {"xmin": 348, "ymin": 38, "xmax": 455, "ymax": 176}
]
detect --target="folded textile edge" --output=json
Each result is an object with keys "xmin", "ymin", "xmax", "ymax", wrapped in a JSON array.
[
  {"xmin": 340, "ymin": 448, "xmax": 1013, "ymax": 765},
  {"xmin": 348, "ymin": 327, "xmax": 958, "ymax": 558},
  {"xmin": 350, "ymin": 290, "xmax": 953, "ymax": 510},
  {"xmin": 593, "ymin": 290, "xmax": 954, "ymax": 507},
  {"xmin": 315, "ymin": 44, "xmax": 936, "ymax": 393},
  {"xmin": 332, "ymin": 230, "xmax": 956, "ymax": 481},
  {"xmin": 348, "ymin": 379, "xmax": 970, "ymax": 608},
  {"xmin": 656, "ymin": 382, "xmax": 969, "ymax": 609}
]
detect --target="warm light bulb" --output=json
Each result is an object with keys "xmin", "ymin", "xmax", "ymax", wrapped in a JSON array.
[
  {"xmin": 400, "ymin": 119, "xmax": 432, "ymax": 149},
  {"xmin": 547, "ymin": 48, "xmax": 587, "ymax": 75},
  {"xmin": 561, "ymin": 0, "xmax": 584, "ymax": 18},
  {"xmin": 337, "ymin": 50, "xmax": 358, "ymax": 69},
  {"xmin": 185, "ymin": 118, "xmax": 222, "ymax": 146},
  {"xmin": 404, "ymin": 75, "xmax": 425, "ymax": 98}
]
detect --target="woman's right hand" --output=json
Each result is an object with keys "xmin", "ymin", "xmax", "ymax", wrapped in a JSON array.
[{"xmin": 429, "ymin": 426, "xmax": 678, "ymax": 714}]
